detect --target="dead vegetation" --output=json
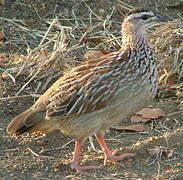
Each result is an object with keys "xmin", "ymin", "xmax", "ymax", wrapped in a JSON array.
[{"xmin": 1, "ymin": 3, "xmax": 183, "ymax": 100}]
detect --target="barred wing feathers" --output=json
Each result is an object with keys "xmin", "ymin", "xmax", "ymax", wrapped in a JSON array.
[{"xmin": 46, "ymin": 50, "xmax": 129, "ymax": 118}]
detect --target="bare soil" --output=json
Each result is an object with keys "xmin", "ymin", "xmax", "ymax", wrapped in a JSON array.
[{"xmin": 0, "ymin": 0, "xmax": 183, "ymax": 179}]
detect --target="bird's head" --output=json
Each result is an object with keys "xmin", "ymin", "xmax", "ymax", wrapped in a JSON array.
[
  {"xmin": 122, "ymin": 8, "xmax": 166, "ymax": 32},
  {"xmin": 121, "ymin": 8, "xmax": 166, "ymax": 46}
]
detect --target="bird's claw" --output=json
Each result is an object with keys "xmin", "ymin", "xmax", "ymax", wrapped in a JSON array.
[{"xmin": 104, "ymin": 150, "xmax": 135, "ymax": 167}]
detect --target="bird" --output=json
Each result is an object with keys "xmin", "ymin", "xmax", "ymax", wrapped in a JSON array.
[{"xmin": 7, "ymin": 8, "xmax": 166, "ymax": 173}]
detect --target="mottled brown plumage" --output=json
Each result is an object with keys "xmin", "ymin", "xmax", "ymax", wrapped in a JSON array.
[{"xmin": 7, "ymin": 9, "xmax": 166, "ymax": 172}]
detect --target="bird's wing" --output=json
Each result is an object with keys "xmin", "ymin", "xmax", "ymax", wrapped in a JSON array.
[{"xmin": 46, "ymin": 50, "xmax": 129, "ymax": 118}]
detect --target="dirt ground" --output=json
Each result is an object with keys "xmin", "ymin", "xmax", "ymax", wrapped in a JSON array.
[{"xmin": 0, "ymin": 0, "xmax": 183, "ymax": 179}]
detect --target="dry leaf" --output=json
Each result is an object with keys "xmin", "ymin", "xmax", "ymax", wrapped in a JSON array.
[
  {"xmin": 147, "ymin": 146, "xmax": 175, "ymax": 159},
  {"xmin": 0, "ymin": 32, "xmax": 4, "ymax": 41},
  {"xmin": 130, "ymin": 115, "xmax": 151, "ymax": 123},
  {"xmin": 98, "ymin": 48, "xmax": 112, "ymax": 55},
  {"xmin": 112, "ymin": 124, "xmax": 145, "ymax": 132},
  {"xmin": 159, "ymin": 70, "xmax": 177, "ymax": 85},
  {"xmin": 135, "ymin": 108, "xmax": 166, "ymax": 119}
]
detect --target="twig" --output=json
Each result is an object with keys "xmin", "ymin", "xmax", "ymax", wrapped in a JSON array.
[
  {"xmin": 39, "ymin": 17, "xmax": 57, "ymax": 46},
  {"xmin": 43, "ymin": 139, "xmax": 74, "ymax": 152},
  {"xmin": 27, "ymin": 147, "xmax": 54, "ymax": 159},
  {"xmin": 0, "ymin": 68, "xmax": 16, "ymax": 83},
  {"xmin": 0, "ymin": 94, "xmax": 41, "ymax": 101},
  {"xmin": 0, "ymin": 148, "xmax": 19, "ymax": 153},
  {"xmin": 156, "ymin": 161, "xmax": 161, "ymax": 180}
]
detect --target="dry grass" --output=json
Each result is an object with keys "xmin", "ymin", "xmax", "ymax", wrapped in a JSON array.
[
  {"xmin": 1, "ymin": 12, "xmax": 183, "ymax": 101},
  {"xmin": 151, "ymin": 19, "xmax": 183, "ymax": 84},
  {"xmin": 1, "ymin": 1, "xmax": 121, "ymax": 97}
]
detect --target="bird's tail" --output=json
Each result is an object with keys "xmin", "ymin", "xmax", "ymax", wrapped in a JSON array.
[{"xmin": 7, "ymin": 109, "xmax": 46, "ymax": 135}]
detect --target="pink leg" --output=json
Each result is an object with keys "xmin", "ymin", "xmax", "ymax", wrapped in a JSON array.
[
  {"xmin": 71, "ymin": 140, "xmax": 100, "ymax": 173},
  {"xmin": 95, "ymin": 134, "xmax": 135, "ymax": 166}
]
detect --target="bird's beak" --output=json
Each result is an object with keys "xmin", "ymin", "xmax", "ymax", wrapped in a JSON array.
[{"xmin": 155, "ymin": 15, "xmax": 168, "ymax": 22}]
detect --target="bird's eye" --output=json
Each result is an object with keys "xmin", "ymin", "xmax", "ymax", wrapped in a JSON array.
[{"xmin": 141, "ymin": 15, "xmax": 150, "ymax": 20}]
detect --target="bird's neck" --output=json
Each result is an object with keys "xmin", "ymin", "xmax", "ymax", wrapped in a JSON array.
[{"xmin": 121, "ymin": 22, "xmax": 147, "ymax": 49}]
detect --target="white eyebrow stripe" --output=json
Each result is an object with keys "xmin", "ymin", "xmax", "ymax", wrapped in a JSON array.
[
  {"xmin": 127, "ymin": 11, "xmax": 154, "ymax": 20},
  {"xmin": 135, "ymin": 12, "xmax": 154, "ymax": 18}
]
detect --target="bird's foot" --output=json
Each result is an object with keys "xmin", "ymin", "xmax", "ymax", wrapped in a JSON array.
[
  {"xmin": 104, "ymin": 150, "xmax": 135, "ymax": 167},
  {"xmin": 71, "ymin": 160, "xmax": 101, "ymax": 174}
]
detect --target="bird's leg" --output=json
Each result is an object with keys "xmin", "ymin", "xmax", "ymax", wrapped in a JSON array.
[
  {"xmin": 71, "ymin": 140, "xmax": 100, "ymax": 173},
  {"xmin": 95, "ymin": 134, "xmax": 135, "ymax": 166}
]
